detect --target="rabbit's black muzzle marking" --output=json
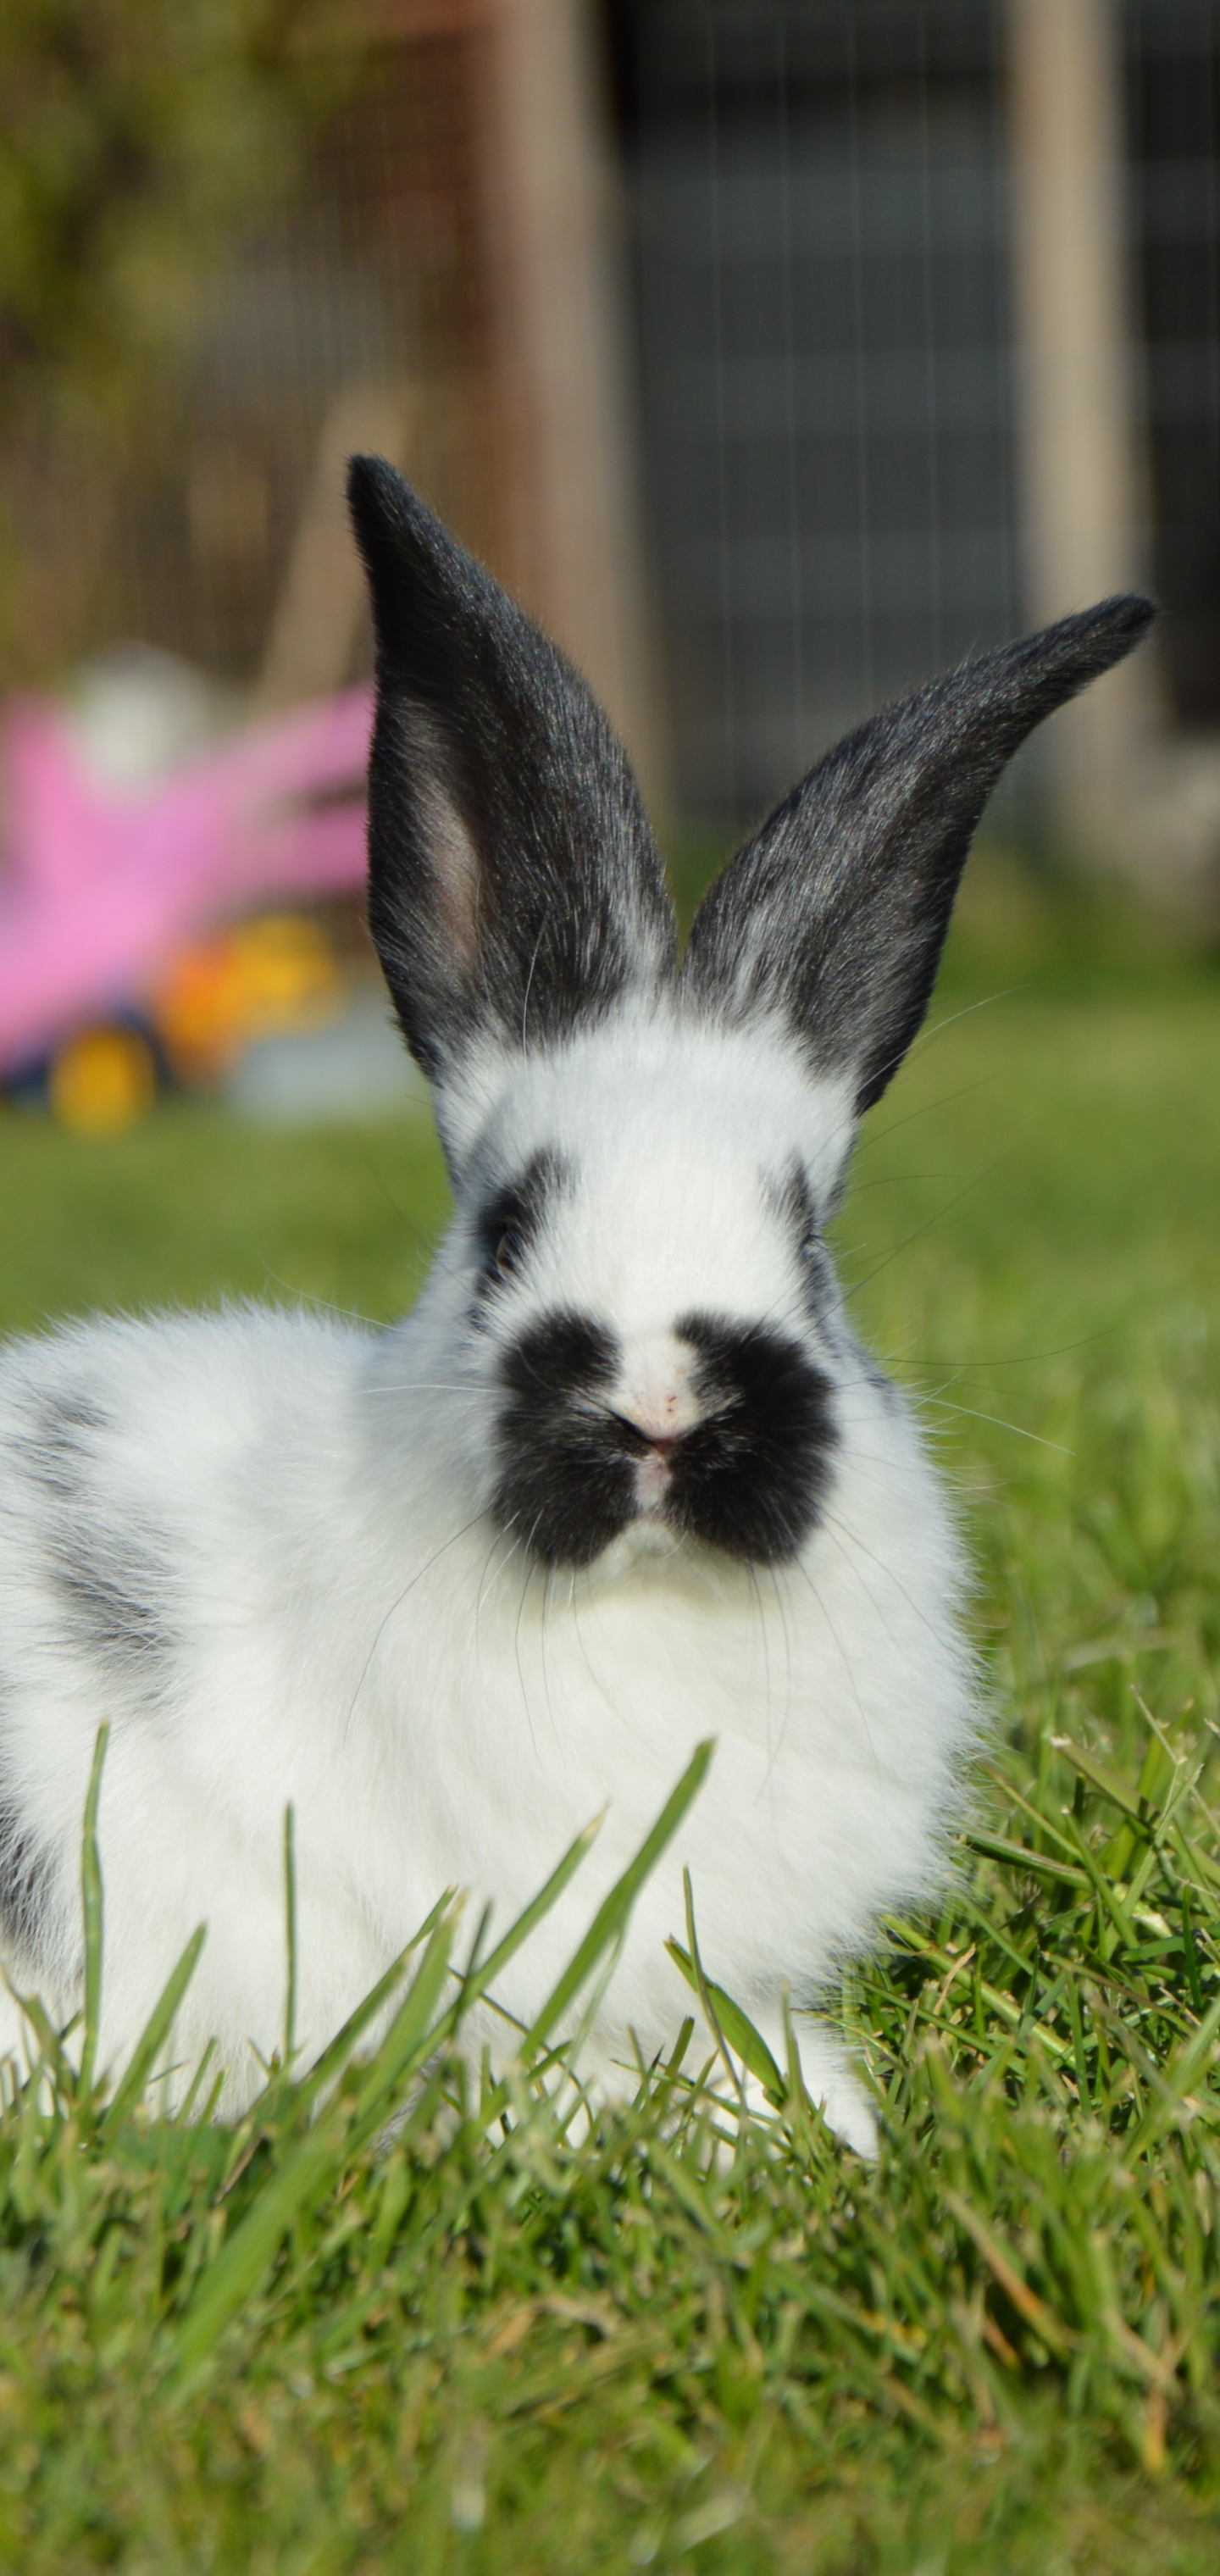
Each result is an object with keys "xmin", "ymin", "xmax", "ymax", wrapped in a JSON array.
[
  {"xmin": 668, "ymin": 1313, "xmax": 837, "ymax": 1564},
  {"xmin": 492, "ymin": 1313, "xmax": 632, "ymax": 1568},
  {"xmin": 492, "ymin": 1309, "xmax": 837, "ymax": 1569}
]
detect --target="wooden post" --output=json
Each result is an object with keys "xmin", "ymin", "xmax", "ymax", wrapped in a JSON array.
[
  {"xmin": 251, "ymin": 3, "xmax": 665, "ymax": 808},
  {"xmin": 253, "ymin": 381, "xmax": 420, "ymax": 714},
  {"xmin": 1006, "ymin": 0, "xmax": 1160, "ymax": 826},
  {"xmin": 481, "ymin": 0, "xmax": 667, "ymax": 813}
]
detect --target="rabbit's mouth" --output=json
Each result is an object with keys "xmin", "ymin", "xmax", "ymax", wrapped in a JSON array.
[{"xmin": 491, "ymin": 1309, "xmax": 838, "ymax": 1571}]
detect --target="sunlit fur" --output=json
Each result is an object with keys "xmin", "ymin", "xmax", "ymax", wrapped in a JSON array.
[{"xmin": 0, "ymin": 1002, "xmax": 972, "ymax": 2151}]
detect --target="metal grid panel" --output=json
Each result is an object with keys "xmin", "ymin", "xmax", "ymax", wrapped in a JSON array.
[
  {"xmin": 1125, "ymin": 0, "xmax": 1220, "ymax": 726},
  {"xmin": 625, "ymin": 0, "xmax": 1220, "ymax": 824},
  {"xmin": 628, "ymin": 0, "xmax": 1016, "ymax": 823}
]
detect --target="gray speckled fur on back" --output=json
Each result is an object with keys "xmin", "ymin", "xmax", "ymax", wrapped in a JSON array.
[{"xmin": 12, "ymin": 1386, "xmax": 177, "ymax": 1699}]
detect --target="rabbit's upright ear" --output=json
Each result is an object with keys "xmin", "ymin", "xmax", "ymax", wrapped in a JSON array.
[
  {"xmin": 347, "ymin": 456, "xmax": 674, "ymax": 1102},
  {"xmin": 681, "ymin": 597, "xmax": 1156, "ymax": 1113}
]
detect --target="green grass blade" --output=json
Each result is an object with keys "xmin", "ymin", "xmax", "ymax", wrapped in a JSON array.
[
  {"xmin": 3, "ymin": 1981, "xmax": 75, "ymax": 2101},
  {"xmin": 164, "ymin": 1910, "xmax": 458, "ymax": 2398},
  {"xmin": 79, "ymin": 1722, "xmax": 110, "ymax": 2102},
  {"xmin": 100, "ymin": 1925, "xmax": 208, "ymax": 2136},
  {"xmin": 963, "ymin": 1829, "xmax": 1090, "ymax": 1889},
  {"xmin": 1052, "ymin": 1738, "xmax": 1146, "ymax": 1826},
  {"xmin": 1181, "ymin": 1886, "xmax": 1205, "ymax": 2014},
  {"xmin": 346, "ymin": 1909, "xmax": 458, "ymax": 2147},
  {"xmin": 163, "ymin": 2113, "xmax": 344, "ymax": 2399},
  {"xmin": 1062, "ymin": 1814, "xmax": 1139, "ymax": 1948},
  {"xmin": 665, "ymin": 1933, "xmax": 784, "ymax": 2106},
  {"xmin": 522, "ymin": 1741, "xmax": 714, "ymax": 2057},
  {"xmin": 681, "ymin": 1865, "xmax": 742, "ymax": 2103},
  {"xmin": 287, "ymin": 1948, "xmax": 421, "ymax": 2117},
  {"xmin": 176, "ymin": 2035, "xmax": 219, "ymax": 2126},
  {"xmin": 435, "ymin": 1811, "xmax": 605, "ymax": 2041},
  {"xmin": 283, "ymin": 1803, "xmax": 298, "ymax": 2070},
  {"xmin": 1128, "ymin": 1988, "xmax": 1220, "ymax": 2153}
]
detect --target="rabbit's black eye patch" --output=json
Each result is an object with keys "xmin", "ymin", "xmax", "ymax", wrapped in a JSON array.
[
  {"xmin": 767, "ymin": 1158, "xmax": 818, "ymax": 1238},
  {"xmin": 767, "ymin": 1159, "xmax": 833, "ymax": 1324},
  {"xmin": 472, "ymin": 1150, "xmax": 568, "ymax": 1296}
]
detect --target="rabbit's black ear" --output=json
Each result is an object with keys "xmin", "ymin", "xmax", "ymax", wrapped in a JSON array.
[
  {"xmin": 681, "ymin": 597, "xmax": 1156, "ymax": 1113},
  {"xmin": 347, "ymin": 456, "xmax": 674, "ymax": 1086}
]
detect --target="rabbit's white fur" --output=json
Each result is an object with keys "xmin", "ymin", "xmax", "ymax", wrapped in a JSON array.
[
  {"xmin": 0, "ymin": 462, "xmax": 1155, "ymax": 2150},
  {"xmin": 0, "ymin": 1005, "xmax": 963, "ymax": 2151}
]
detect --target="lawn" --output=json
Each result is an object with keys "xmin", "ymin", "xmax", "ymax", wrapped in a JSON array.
[{"xmin": 1, "ymin": 854, "xmax": 1218, "ymax": 2572}]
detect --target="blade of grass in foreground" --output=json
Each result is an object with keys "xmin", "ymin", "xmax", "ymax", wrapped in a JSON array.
[
  {"xmin": 522, "ymin": 1741, "xmax": 714, "ymax": 2057},
  {"xmin": 345, "ymin": 1907, "xmax": 467, "ymax": 2150},
  {"xmin": 665, "ymin": 1931, "xmax": 785, "ymax": 2106},
  {"xmin": 163, "ymin": 1745, "xmax": 715, "ymax": 2400},
  {"xmin": 283, "ymin": 1803, "xmax": 298, "ymax": 2071},
  {"xmin": 286, "ymin": 1915, "xmax": 450, "ymax": 2120},
  {"xmin": 440, "ymin": 1809, "xmax": 607, "ymax": 2034},
  {"xmin": 78, "ymin": 1723, "xmax": 109, "ymax": 2102},
  {"xmin": 101, "ymin": 1926, "xmax": 208, "ymax": 2138},
  {"xmin": 163, "ymin": 1908, "xmax": 458, "ymax": 2399}
]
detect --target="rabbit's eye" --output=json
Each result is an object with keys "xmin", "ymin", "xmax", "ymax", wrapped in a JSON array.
[
  {"xmin": 473, "ymin": 1150, "xmax": 568, "ymax": 1299},
  {"xmin": 495, "ymin": 1221, "xmax": 526, "ymax": 1277}
]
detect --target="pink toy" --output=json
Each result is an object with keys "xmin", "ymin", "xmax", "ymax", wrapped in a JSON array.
[{"xmin": 0, "ymin": 685, "xmax": 373, "ymax": 1076}]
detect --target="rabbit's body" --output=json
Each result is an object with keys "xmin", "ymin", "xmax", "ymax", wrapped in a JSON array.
[
  {"xmin": 0, "ymin": 458, "xmax": 1155, "ymax": 2146},
  {"xmin": 0, "ymin": 1010, "xmax": 964, "ymax": 2146}
]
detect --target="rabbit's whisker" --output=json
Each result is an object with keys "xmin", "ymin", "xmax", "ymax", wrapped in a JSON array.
[
  {"xmin": 921, "ymin": 1396, "xmax": 1074, "ymax": 1456},
  {"xmin": 341, "ymin": 1512, "xmax": 486, "ymax": 1741}
]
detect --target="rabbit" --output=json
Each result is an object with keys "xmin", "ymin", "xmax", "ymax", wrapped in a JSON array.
[{"xmin": 0, "ymin": 457, "xmax": 1154, "ymax": 2151}]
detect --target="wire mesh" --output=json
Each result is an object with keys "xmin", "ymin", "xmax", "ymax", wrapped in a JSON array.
[
  {"xmin": 622, "ymin": 1, "xmax": 1017, "ymax": 824},
  {"xmin": 621, "ymin": 0, "xmax": 1220, "ymax": 826},
  {"xmin": 1126, "ymin": 0, "xmax": 1220, "ymax": 729}
]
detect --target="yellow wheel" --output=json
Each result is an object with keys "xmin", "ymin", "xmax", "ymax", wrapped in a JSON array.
[{"xmin": 49, "ymin": 1027, "xmax": 158, "ymax": 1136}]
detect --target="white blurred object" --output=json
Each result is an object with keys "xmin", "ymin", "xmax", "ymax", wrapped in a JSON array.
[
  {"xmin": 64, "ymin": 645, "xmax": 241, "ymax": 789},
  {"xmin": 224, "ymin": 993, "xmax": 425, "ymax": 1123}
]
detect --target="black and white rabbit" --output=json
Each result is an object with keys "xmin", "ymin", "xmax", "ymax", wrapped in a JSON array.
[{"xmin": 0, "ymin": 459, "xmax": 1153, "ymax": 2147}]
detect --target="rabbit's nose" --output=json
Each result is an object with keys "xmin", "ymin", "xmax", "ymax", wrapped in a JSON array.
[{"xmin": 613, "ymin": 1331, "xmax": 701, "ymax": 1447}]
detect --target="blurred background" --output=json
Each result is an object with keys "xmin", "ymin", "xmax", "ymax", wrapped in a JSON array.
[{"xmin": 3, "ymin": 0, "xmax": 1220, "ymax": 1137}]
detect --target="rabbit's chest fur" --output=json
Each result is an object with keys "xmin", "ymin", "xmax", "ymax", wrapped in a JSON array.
[{"xmin": 0, "ymin": 1296, "xmax": 968, "ymax": 2121}]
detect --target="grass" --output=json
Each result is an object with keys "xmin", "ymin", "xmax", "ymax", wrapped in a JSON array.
[{"xmin": 1, "ymin": 852, "xmax": 1219, "ymax": 2570}]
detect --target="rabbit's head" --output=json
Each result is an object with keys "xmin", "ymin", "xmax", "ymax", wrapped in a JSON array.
[{"xmin": 350, "ymin": 458, "xmax": 1152, "ymax": 1574}]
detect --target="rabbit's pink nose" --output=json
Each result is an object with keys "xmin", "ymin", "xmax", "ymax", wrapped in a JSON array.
[{"xmin": 614, "ymin": 1332, "xmax": 700, "ymax": 1447}]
